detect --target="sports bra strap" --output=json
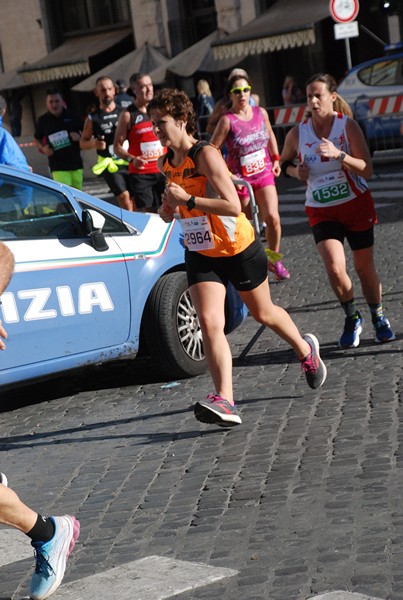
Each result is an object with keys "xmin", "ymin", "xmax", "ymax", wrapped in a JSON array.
[
  {"xmin": 162, "ymin": 141, "xmax": 211, "ymax": 168},
  {"xmin": 187, "ymin": 140, "xmax": 211, "ymax": 162}
]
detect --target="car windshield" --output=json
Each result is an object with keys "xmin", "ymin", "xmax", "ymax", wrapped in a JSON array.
[
  {"xmin": 359, "ymin": 59, "xmax": 399, "ymax": 86},
  {"xmin": 0, "ymin": 175, "xmax": 82, "ymax": 240}
]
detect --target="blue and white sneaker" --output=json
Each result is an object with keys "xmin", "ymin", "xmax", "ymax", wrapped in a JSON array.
[
  {"xmin": 339, "ymin": 312, "xmax": 363, "ymax": 349},
  {"xmin": 30, "ymin": 515, "xmax": 80, "ymax": 600},
  {"xmin": 0, "ymin": 473, "xmax": 8, "ymax": 487},
  {"xmin": 373, "ymin": 316, "xmax": 396, "ymax": 343}
]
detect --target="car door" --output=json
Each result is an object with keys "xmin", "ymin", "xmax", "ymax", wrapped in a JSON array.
[{"xmin": 0, "ymin": 170, "xmax": 131, "ymax": 373}]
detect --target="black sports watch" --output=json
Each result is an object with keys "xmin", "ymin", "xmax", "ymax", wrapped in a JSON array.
[{"xmin": 186, "ymin": 195, "xmax": 196, "ymax": 210}]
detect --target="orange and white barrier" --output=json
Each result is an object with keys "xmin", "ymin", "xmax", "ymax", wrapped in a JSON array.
[
  {"xmin": 273, "ymin": 105, "xmax": 306, "ymax": 126},
  {"xmin": 368, "ymin": 95, "xmax": 403, "ymax": 116}
]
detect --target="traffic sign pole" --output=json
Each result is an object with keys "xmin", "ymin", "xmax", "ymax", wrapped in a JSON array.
[
  {"xmin": 345, "ymin": 39, "xmax": 352, "ymax": 70},
  {"xmin": 329, "ymin": 0, "xmax": 360, "ymax": 70}
]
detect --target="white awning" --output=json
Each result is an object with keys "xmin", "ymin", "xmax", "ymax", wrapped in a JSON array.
[
  {"xmin": 149, "ymin": 30, "xmax": 242, "ymax": 84},
  {"xmin": 18, "ymin": 29, "xmax": 132, "ymax": 85},
  {"xmin": 72, "ymin": 43, "xmax": 169, "ymax": 92},
  {"xmin": 212, "ymin": 0, "xmax": 330, "ymax": 60}
]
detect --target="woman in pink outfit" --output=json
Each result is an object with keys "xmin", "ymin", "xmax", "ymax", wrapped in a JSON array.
[{"xmin": 211, "ymin": 74, "xmax": 290, "ymax": 280}]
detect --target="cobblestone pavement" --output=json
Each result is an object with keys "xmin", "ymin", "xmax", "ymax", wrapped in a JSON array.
[{"xmin": 1, "ymin": 161, "xmax": 403, "ymax": 599}]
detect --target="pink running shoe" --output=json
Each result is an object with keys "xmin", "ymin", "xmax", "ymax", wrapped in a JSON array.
[{"xmin": 268, "ymin": 260, "xmax": 290, "ymax": 280}]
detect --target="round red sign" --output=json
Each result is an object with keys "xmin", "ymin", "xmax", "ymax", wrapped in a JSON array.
[{"xmin": 329, "ymin": 0, "xmax": 360, "ymax": 23}]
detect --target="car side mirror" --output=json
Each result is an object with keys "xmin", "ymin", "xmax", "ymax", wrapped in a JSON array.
[{"xmin": 82, "ymin": 209, "xmax": 109, "ymax": 252}]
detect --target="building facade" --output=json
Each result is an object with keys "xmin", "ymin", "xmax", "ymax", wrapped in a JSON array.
[{"xmin": 0, "ymin": 0, "xmax": 401, "ymax": 136}]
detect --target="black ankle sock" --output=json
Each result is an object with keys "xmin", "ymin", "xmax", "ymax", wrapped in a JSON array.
[
  {"xmin": 27, "ymin": 514, "xmax": 55, "ymax": 543},
  {"xmin": 341, "ymin": 299, "xmax": 357, "ymax": 319},
  {"xmin": 368, "ymin": 302, "xmax": 384, "ymax": 322}
]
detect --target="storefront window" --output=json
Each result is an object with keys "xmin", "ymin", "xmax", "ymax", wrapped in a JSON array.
[
  {"xmin": 48, "ymin": 0, "xmax": 130, "ymax": 36},
  {"xmin": 181, "ymin": 0, "xmax": 217, "ymax": 45}
]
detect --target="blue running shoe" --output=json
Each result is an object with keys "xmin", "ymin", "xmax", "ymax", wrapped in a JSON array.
[
  {"xmin": 30, "ymin": 515, "xmax": 80, "ymax": 600},
  {"xmin": 339, "ymin": 312, "xmax": 363, "ymax": 349},
  {"xmin": 373, "ymin": 316, "xmax": 396, "ymax": 343}
]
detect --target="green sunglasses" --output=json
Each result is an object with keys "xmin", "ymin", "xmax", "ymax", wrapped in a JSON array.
[{"xmin": 230, "ymin": 86, "xmax": 251, "ymax": 95}]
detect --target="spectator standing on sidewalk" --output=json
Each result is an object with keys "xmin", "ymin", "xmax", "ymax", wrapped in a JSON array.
[
  {"xmin": 34, "ymin": 89, "xmax": 84, "ymax": 190},
  {"xmin": 0, "ymin": 95, "xmax": 30, "ymax": 171},
  {"xmin": 282, "ymin": 75, "xmax": 304, "ymax": 106},
  {"xmin": 80, "ymin": 76, "xmax": 133, "ymax": 210},
  {"xmin": 211, "ymin": 73, "xmax": 290, "ymax": 280},
  {"xmin": 114, "ymin": 78, "xmax": 134, "ymax": 109},
  {"xmin": 113, "ymin": 72, "xmax": 165, "ymax": 211},
  {"xmin": 281, "ymin": 73, "xmax": 395, "ymax": 348},
  {"xmin": 196, "ymin": 79, "xmax": 214, "ymax": 139},
  {"xmin": 148, "ymin": 87, "xmax": 327, "ymax": 428}
]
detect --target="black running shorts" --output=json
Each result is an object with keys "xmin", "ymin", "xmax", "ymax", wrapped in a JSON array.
[{"xmin": 185, "ymin": 239, "xmax": 268, "ymax": 292}]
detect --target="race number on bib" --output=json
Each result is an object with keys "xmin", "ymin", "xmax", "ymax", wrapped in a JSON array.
[
  {"xmin": 48, "ymin": 130, "xmax": 71, "ymax": 151},
  {"xmin": 140, "ymin": 141, "xmax": 164, "ymax": 161},
  {"xmin": 180, "ymin": 216, "xmax": 214, "ymax": 251},
  {"xmin": 240, "ymin": 149, "xmax": 267, "ymax": 177},
  {"xmin": 312, "ymin": 171, "xmax": 351, "ymax": 204}
]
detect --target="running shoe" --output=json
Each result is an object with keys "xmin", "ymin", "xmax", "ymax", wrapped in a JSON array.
[
  {"xmin": 268, "ymin": 260, "xmax": 290, "ymax": 280},
  {"xmin": 30, "ymin": 515, "xmax": 80, "ymax": 600},
  {"xmin": 373, "ymin": 316, "xmax": 396, "ymax": 343},
  {"xmin": 194, "ymin": 393, "xmax": 242, "ymax": 426},
  {"xmin": 300, "ymin": 333, "xmax": 327, "ymax": 389},
  {"xmin": 0, "ymin": 472, "xmax": 8, "ymax": 487},
  {"xmin": 339, "ymin": 312, "xmax": 363, "ymax": 349}
]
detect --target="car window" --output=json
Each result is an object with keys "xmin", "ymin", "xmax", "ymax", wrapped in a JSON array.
[
  {"xmin": 0, "ymin": 174, "xmax": 82, "ymax": 240},
  {"xmin": 359, "ymin": 59, "xmax": 399, "ymax": 86},
  {"xmin": 78, "ymin": 199, "xmax": 133, "ymax": 234}
]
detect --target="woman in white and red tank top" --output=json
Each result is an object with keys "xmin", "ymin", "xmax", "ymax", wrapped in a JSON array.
[{"xmin": 281, "ymin": 73, "xmax": 395, "ymax": 349}]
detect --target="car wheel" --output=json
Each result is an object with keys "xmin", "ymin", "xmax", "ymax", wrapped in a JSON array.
[{"xmin": 141, "ymin": 271, "xmax": 207, "ymax": 379}]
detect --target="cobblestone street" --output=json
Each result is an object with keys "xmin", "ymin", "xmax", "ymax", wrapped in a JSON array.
[{"xmin": 1, "ymin": 160, "xmax": 403, "ymax": 600}]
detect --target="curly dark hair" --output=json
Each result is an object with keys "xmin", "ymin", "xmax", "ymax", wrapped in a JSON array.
[{"xmin": 147, "ymin": 88, "xmax": 197, "ymax": 134}]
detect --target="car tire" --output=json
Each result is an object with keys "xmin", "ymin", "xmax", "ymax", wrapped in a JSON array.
[{"xmin": 141, "ymin": 271, "xmax": 207, "ymax": 379}]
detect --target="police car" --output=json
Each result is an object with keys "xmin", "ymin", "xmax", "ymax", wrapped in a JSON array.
[
  {"xmin": 0, "ymin": 166, "xmax": 247, "ymax": 389},
  {"xmin": 338, "ymin": 49, "xmax": 403, "ymax": 153}
]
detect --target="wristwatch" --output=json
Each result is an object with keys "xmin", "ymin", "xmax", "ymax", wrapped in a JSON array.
[
  {"xmin": 338, "ymin": 151, "xmax": 346, "ymax": 163},
  {"xmin": 186, "ymin": 195, "xmax": 196, "ymax": 210}
]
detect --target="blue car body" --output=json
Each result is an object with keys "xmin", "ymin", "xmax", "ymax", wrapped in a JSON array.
[{"xmin": 0, "ymin": 166, "xmax": 247, "ymax": 389}]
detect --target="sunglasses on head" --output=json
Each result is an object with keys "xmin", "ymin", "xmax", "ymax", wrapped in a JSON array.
[{"xmin": 230, "ymin": 86, "xmax": 251, "ymax": 95}]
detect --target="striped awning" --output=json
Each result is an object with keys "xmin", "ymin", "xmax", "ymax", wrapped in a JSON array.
[
  {"xmin": 18, "ymin": 28, "xmax": 132, "ymax": 85},
  {"xmin": 212, "ymin": 0, "xmax": 331, "ymax": 60}
]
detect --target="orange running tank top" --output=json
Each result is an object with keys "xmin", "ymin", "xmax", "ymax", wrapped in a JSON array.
[{"xmin": 162, "ymin": 142, "xmax": 255, "ymax": 257}]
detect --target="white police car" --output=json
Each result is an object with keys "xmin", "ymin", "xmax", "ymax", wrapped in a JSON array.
[
  {"xmin": 338, "ymin": 50, "xmax": 403, "ymax": 153},
  {"xmin": 0, "ymin": 166, "xmax": 247, "ymax": 389}
]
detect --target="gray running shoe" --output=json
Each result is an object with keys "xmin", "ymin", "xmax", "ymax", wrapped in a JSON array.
[
  {"xmin": 300, "ymin": 333, "xmax": 327, "ymax": 389},
  {"xmin": 194, "ymin": 393, "xmax": 242, "ymax": 426}
]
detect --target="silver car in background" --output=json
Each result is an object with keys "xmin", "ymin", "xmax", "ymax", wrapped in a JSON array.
[{"xmin": 338, "ymin": 51, "xmax": 403, "ymax": 154}]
